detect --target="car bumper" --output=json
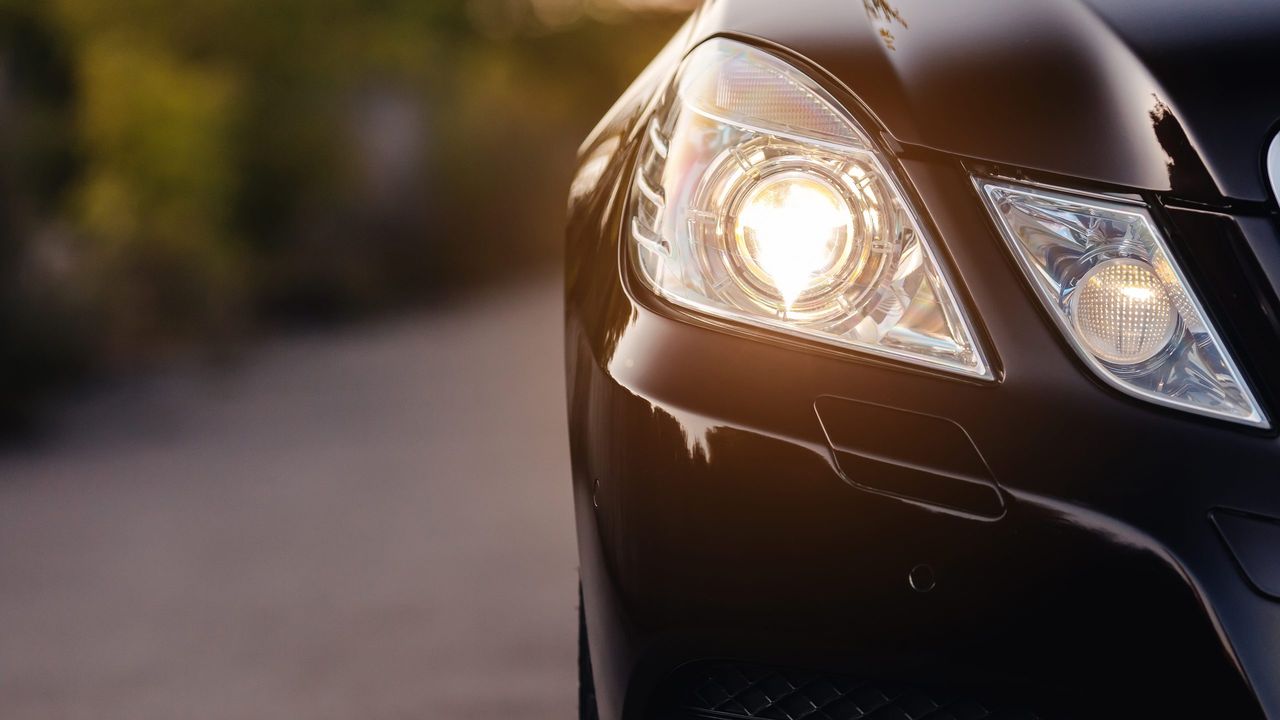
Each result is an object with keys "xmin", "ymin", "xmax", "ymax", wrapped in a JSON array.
[{"xmin": 566, "ymin": 146, "xmax": 1280, "ymax": 719}]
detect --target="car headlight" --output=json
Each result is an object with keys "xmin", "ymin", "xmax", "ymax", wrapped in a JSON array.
[
  {"xmin": 628, "ymin": 38, "xmax": 990, "ymax": 378},
  {"xmin": 977, "ymin": 178, "xmax": 1268, "ymax": 427}
]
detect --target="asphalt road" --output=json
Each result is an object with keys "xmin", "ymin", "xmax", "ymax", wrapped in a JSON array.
[{"xmin": 0, "ymin": 275, "xmax": 578, "ymax": 719}]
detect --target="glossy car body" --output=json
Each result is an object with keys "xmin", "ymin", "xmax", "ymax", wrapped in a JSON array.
[{"xmin": 565, "ymin": 2, "xmax": 1280, "ymax": 718}]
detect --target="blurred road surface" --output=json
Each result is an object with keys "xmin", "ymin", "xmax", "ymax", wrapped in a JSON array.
[{"xmin": 0, "ymin": 275, "xmax": 577, "ymax": 719}]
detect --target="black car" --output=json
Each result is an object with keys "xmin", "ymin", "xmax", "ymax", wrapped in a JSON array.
[{"xmin": 564, "ymin": 2, "xmax": 1280, "ymax": 718}]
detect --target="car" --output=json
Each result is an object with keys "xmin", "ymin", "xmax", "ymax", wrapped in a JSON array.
[{"xmin": 563, "ymin": 1, "xmax": 1280, "ymax": 718}]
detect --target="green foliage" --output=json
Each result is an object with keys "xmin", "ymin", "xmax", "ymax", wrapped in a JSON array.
[
  {"xmin": 0, "ymin": 0, "xmax": 686, "ymax": 413},
  {"xmin": 76, "ymin": 36, "xmax": 244, "ymax": 349}
]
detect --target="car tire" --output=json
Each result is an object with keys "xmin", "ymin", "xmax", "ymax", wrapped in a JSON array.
[{"xmin": 579, "ymin": 584, "xmax": 600, "ymax": 720}]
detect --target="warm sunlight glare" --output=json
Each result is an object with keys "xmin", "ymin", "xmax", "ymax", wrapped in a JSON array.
[{"xmin": 736, "ymin": 174, "xmax": 850, "ymax": 310}]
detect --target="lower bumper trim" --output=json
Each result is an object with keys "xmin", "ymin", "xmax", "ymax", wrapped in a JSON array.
[{"xmin": 666, "ymin": 662, "xmax": 1040, "ymax": 720}]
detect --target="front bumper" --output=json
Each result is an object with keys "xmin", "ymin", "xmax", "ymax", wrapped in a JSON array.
[{"xmin": 566, "ymin": 142, "xmax": 1280, "ymax": 719}]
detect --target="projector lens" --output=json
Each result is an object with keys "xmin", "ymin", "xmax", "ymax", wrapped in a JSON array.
[
  {"xmin": 1070, "ymin": 259, "xmax": 1178, "ymax": 366},
  {"xmin": 732, "ymin": 172, "xmax": 855, "ymax": 312}
]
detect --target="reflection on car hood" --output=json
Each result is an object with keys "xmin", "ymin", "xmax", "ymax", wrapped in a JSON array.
[
  {"xmin": 706, "ymin": 0, "xmax": 1280, "ymax": 202},
  {"xmin": 876, "ymin": 0, "xmax": 1280, "ymax": 202}
]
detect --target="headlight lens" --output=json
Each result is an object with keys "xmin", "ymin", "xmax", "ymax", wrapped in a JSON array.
[
  {"xmin": 1070, "ymin": 259, "xmax": 1179, "ymax": 365},
  {"xmin": 629, "ymin": 38, "xmax": 989, "ymax": 378},
  {"xmin": 977, "ymin": 178, "xmax": 1267, "ymax": 427}
]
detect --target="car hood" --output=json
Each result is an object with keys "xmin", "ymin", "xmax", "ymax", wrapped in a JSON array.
[{"xmin": 703, "ymin": 0, "xmax": 1280, "ymax": 203}]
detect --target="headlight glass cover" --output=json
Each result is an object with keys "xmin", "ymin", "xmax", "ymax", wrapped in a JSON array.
[
  {"xmin": 977, "ymin": 178, "xmax": 1267, "ymax": 427},
  {"xmin": 629, "ymin": 38, "xmax": 989, "ymax": 378}
]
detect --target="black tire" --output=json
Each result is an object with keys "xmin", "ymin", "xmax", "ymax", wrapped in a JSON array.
[{"xmin": 579, "ymin": 584, "xmax": 600, "ymax": 720}]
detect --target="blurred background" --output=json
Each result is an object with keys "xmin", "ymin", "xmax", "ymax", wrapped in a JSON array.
[{"xmin": 0, "ymin": 0, "xmax": 690, "ymax": 717}]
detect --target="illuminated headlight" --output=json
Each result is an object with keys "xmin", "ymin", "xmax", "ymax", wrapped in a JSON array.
[
  {"xmin": 977, "ymin": 179, "xmax": 1267, "ymax": 427},
  {"xmin": 1070, "ymin": 259, "xmax": 1178, "ymax": 366},
  {"xmin": 629, "ymin": 39, "xmax": 989, "ymax": 378}
]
